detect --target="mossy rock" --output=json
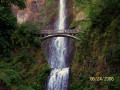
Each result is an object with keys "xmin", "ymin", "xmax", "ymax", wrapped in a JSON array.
[{"xmin": 96, "ymin": 72, "xmax": 101, "ymax": 77}]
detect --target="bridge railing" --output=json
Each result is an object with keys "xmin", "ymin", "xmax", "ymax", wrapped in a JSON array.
[{"xmin": 39, "ymin": 29, "xmax": 81, "ymax": 35}]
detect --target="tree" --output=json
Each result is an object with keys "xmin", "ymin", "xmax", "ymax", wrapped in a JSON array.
[{"xmin": 0, "ymin": 0, "xmax": 26, "ymax": 54}]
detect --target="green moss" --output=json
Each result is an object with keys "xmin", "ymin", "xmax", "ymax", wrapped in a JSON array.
[{"xmin": 39, "ymin": 9, "xmax": 45, "ymax": 15}]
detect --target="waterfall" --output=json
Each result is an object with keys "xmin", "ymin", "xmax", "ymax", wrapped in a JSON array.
[
  {"xmin": 46, "ymin": 0, "xmax": 69, "ymax": 90},
  {"xmin": 46, "ymin": 68, "xmax": 69, "ymax": 90}
]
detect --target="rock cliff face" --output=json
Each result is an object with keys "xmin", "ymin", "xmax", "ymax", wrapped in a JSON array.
[
  {"xmin": 12, "ymin": 0, "xmax": 45, "ymax": 23},
  {"xmin": 12, "ymin": 0, "xmax": 73, "ymax": 30},
  {"xmin": 12, "ymin": 0, "xmax": 58, "ymax": 29}
]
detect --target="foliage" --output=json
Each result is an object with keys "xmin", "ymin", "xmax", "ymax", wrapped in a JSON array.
[
  {"xmin": 70, "ymin": 73, "xmax": 97, "ymax": 90},
  {"xmin": 71, "ymin": 0, "xmax": 120, "ymax": 90},
  {"xmin": 103, "ymin": 74, "xmax": 120, "ymax": 89},
  {"xmin": 36, "ymin": 64, "xmax": 51, "ymax": 90},
  {"xmin": 0, "ymin": 48, "xmax": 50, "ymax": 89},
  {"xmin": 0, "ymin": 0, "xmax": 50, "ymax": 89},
  {"xmin": 18, "ymin": 85, "xmax": 34, "ymax": 90},
  {"xmin": 0, "ymin": 63, "xmax": 24, "ymax": 88},
  {"xmin": 11, "ymin": 22, "xmax": 41, "ymax": 49},
  {"xmin": 0, "ymin": 0, "xmax": 25, "ymax": 54},
  {"xmin": 103, "ymin": 44, "xmax": 120, "ymax": 67}
]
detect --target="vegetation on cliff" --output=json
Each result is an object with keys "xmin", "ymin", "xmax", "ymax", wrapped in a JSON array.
[
  {"xmin": 0, "ymin": 1, "xmax": 50, "ymax": 90},
  {"xmin": 70, "ymin": 0, "xmax": 120, "ymax": 90}
]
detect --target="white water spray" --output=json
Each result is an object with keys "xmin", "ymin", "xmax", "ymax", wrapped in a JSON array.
[
  {"xmin": 48, "ymin": 0, "xmax": 67, "ymax": 69},
  {"xmin": 47, "ymin": 68, "xmax": 69, "ymax": 90},
  {"xmin": 58, "ymin": 0, "xmax": 66, "ymax": 29},
  {"xmin": 47, "ymin": 0, "xmax": 69, "ymax": 90}
]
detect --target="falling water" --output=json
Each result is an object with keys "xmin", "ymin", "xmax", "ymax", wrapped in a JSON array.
[{"xmin": 46, "ymin": 0, "xmax": 69, "ymax": 90}]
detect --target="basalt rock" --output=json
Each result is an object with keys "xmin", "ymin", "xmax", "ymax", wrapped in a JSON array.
[{"xmin": 11, "ymin": 0, "xmax": 58, "ymax": 30}]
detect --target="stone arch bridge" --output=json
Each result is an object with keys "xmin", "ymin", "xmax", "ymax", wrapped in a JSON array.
[{"xmin": 37, "ymin": 29, "xmax": 82, "ymax": 41}]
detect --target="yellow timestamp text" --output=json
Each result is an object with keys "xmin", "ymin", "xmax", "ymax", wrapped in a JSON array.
[{"xmin": 90, "ymin": 77, "xmax": 114, "ymax": 81}]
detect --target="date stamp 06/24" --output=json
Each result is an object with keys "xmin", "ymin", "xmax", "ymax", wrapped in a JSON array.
[{"xmin": 90, "ymin": 77, "xmax": 114, "ymax": 81}]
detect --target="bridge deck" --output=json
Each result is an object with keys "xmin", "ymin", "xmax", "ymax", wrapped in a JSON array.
[{"xmin": 39, "ymin": 29, "xmax": 81, "ymax": 35}]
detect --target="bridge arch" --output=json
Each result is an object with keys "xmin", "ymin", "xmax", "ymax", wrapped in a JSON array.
[{"xmin": 40, "ymin": 34, "xmax": 80, "ymax": 41}]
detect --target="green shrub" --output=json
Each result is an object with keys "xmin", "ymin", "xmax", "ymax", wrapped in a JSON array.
[
  {"xmin": 36, "ymin": 64, "xmax": 51, "ymax": 90},
  {"xmin": 0, "ymin": 64, "xmax": 24, "ymax": 87},
  {"xmin": 11, "ymin": 22, "xmax": 41, "ymax": 49}
]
